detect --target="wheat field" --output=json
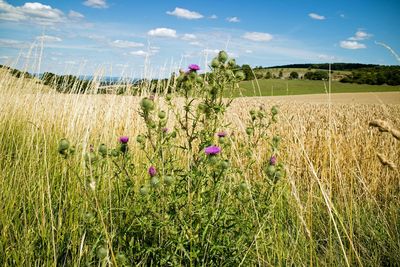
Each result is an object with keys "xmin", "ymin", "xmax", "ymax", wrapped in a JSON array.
[{"xmin": 0, "ymin": 68, "xmax": 399, "ymax": 265}]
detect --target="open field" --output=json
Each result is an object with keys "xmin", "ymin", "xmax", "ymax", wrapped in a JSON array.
[
  {"xmin": 248, "ymin": 91, "xmax": 400, "ymax": 104},
  {"xmin": 1, "ymin": 83, "xmax": 399, "ymax": 265},
  {"xmin": 237, "ymin": 79, "xmax": 400, "ymax": 97}
]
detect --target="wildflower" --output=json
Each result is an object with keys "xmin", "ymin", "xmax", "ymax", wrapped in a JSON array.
[
  {"xmin": 217, "ymin": 131, "xmax": 227, "ymax": 138},
  {"xmin": 188, "ymin": 64, "xmax": 200, "ymax": 72},
  {"xmin": 269, "ymin": 155, "xmax": 277, "ymax": 166},
  {"xmin": 162, "ymin": 127, "xmax": 168, "ymax": 133},
  {"xmin": 148, "ymin": 166, "xmax": 156, "ymax": 177},
  {"xmin": 119, "ymin": 136, "xmax": 129, "ymax": 144},
  {"xmin": 119, "ymin": 136, "xmax": 129, "ymax": 153},
  {"xmin": 205, "ymin": 145, "xmax": 221, "ymax": 156}
]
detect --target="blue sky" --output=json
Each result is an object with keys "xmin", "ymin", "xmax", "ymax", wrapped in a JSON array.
[{"xmin": 0, "ymin": 0, "xmax": 399, "ymax": 77}]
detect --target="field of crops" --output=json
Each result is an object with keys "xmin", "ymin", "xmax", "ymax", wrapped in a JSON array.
[
  {"xmin": 237, "ymin": 78, "xmax": 400, "ymax": 97},
  {"xmin": 0, "ymin": 58, "xmax": 399, "ymax": 266}
]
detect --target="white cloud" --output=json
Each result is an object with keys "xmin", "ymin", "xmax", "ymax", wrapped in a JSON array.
[
  {"xmin": 129, "ymin": 48, "xmax": 159, "ymax": 57},
  {"xmin": 209, "ymin": 14, "xmax": 217, "ymax": 19},
  {"xmin": 226, "ymin": 16, "xmax": 240, "ymax": 23},
  {"xmin": 318, "ymin": 54, "xmax": 336, "ymax": 61},
  {"xmin": 243, "ymin": 32, "xmax": 273, "ymax": 42},
  {"xmin": 130, "ymin": 50, "xmax": 150, "ymax": 57},
  {"xmin": 181, "ymin": 33, "xmax": 196, "ymax": 41},
  {"xmin": 309, "ymin": 13, "xmax": 325, "ymax": 20},
  {"xmin": 349, "ymin": 30, "xmax": 372, "ymax": 41},
  {"xmin": 111, "ymin": 40, "xmax": 144, "ymax": 48},
  {"xmin": 166, "ymin": 7, "xmax": 203, "ymax": 19},
  {"xmin": 68, "ymin": 10, "xmax": 84, "ymax": 19},
  {"xmin": 189, "ymin": 41, "xmax": 202, "ymax": 46},
  {"xmin": 148, "ymin": 27, "xmax": 177, "ymax": 38},
  {"xmin": 340, "ymin": 40, "xmax": 366, "ymax": 49},
  {"xmin": 202, "ymin": 49, "xmax": 220, "ymax": 55},
  {"xmin": 83, "ymin": 0, "xmax": 108, "ymax": 9},
  {"xmin": 36, "ymin": 35, "xmax": 62, "ymax": 42},
  {"xmin": 0, "ymin": 38, "xmax": 27, "ymax": 48},
  {"xmin": 0, "ymin": 1, "xmax": 65, "ymax": 25},
  {"xmin": 245, "ymin": 49, "xmax": 253, "ymax": 53}
]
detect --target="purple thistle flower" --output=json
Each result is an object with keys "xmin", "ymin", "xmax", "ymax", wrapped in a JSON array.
[
  {"xmin": 269, "ymin": 155, "xmax": 277, "ymax": 166},
  {"xmin": 217, "ymin": 131, "xmax": 227, "ymax": 138},
  {"xmin": 148, "ymin": 166, "xmax": 156, "ymax": 177},
  {"xmin": 162, "ymin": 127, "xmax": 169, "ymax": 133},
  {"xmin": 205, "ymin": 145, "xmax": 221, "ymax": 156},
  {"xmin": 119, "ymin": 136, "xmax": 129, "ymax": 144},
  {"xmin": 188, "ymin": 64, "xmax": 200, "ymax": 72}
]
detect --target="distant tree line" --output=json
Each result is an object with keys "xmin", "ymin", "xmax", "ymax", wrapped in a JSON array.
[
  {"xmin": 242, "ymin": 63, "xmax": 400, "ymax": 85},
  {"xmin": 263, "ymin": 63, "xmax": 381, "ymax": 71},
  {"xmin": 41, "ymin": 72, "xmax": 94, "ymax": 93},
  {"xmin": 340, "ymin": 66, "xmax": 400, "ymax": 85},
  {"xmin": 1, "ymin": 64, "xmax": 33, "ymax": 79}
]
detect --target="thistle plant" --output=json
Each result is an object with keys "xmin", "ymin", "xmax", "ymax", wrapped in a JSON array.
[{"xmin": 52, "ymin": 51, "xmax": 286, "ymax": 266}]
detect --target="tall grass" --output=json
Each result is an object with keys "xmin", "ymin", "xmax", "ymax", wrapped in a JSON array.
[{"xmin": 0, "ymin": 61, "xmax": 399, "ymax": 265}]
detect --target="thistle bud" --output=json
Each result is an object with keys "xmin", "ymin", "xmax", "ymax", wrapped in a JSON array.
[
  {"xmin": 219, "ymin": 160, "xmax": 230, "ymax": 170},
  {"xmin": 116, "ymin": 254, "xmax": 127, "ymax": 265},
  {"xmin": 239, "ymin": 182, "xmax": 249, "ymax": 191},
  {"xmin": 85, "ymin": 152, "xmax": 97, "ymax": 164},
  {"xmin": 246, "ymin": 127, "xmax": 254, "ymax": 135},
  {"xmin": 267, "ymin": 165, "xmax": 276, "ymax": 177},
  {"xmin": 271, "ymin": 106, "xmax": 278, "ymax": 115},
  {"xmin": 136, "ymin": 135, "xmax": 145, "ymax": 143},
  {"xmin": 164, "ymin": 175, "xmax": 174, "ymax": 186},
  {"xmin": 119, "ymin": 143, "xmax": 128, "ymax": 153},
  {"xmin": 211, "ymin": 58, "xmax": 220, "ymax": 68},
  {"xmin": 150, "ymin": 176, "xmax": 160, "ymax": 188},
  {"xmin": 111, "ymin": 149, "xmax": 119, "ymax": 157},
  {"xmin": 235, "ymin": 71, "xmax": 245, "ymax": 81},
  {"xmin": 139, "ymin": 186, "xmax": 149, "ymax": 196},
  {"xmin": 195, "ymin": 76, "xmax": 203, "ymax": 83},
  {"xmin": 58, "ymin": 138, "xmax": 70, "ymax": 154},
  {"xmin": 97, "ymin": 247, "xmax": 108, "ymax": 260},
  {"xmin": 218, "ymin": 51, "xmax": 228, "ymax": 63},
  {"xmin": 140, "ymin": 97, "xmax": 155, "ymax": 111},
  {"xmin": 158, "ymin": 110, "xmax": 166, "ymax": 119},
  {"xmin": 69, "ymin": 146, "xmax": 76, "ymax": 155},
  {"xmin": 98, "ymin": 143, "xmax": 107, "ymax": 157},
  {"xmin": 227, "ymin": 58, "xmax": 236, "ymax": 67}
]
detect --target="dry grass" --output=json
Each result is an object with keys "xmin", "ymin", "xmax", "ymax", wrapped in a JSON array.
[{"xmin": 1, "ymin": 73, "xmax": 399, "ymax": 265}]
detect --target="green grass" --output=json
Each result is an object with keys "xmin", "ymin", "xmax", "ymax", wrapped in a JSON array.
[{"xmin": 236, "ymin": 79, "xmax": 400, "ymax": 97}]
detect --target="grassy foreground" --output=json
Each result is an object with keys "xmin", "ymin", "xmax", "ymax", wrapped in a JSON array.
[{"xmin": 0, "ymin": 62, "xmax": 400, "ymax": 265}]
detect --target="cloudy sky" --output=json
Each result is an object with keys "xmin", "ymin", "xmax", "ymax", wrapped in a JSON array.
[{"xmin": 0, "ymin": 0, "xmax": 399, "ymax": 77}]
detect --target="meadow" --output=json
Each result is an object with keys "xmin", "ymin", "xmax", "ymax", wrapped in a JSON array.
[
  {"xmin": 237, "ymin": 78, "xmax": 400, "ymax": 97},
  {"xmin": 0, "ymin": 52, "xmax": 399, "ymax": 266}
]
